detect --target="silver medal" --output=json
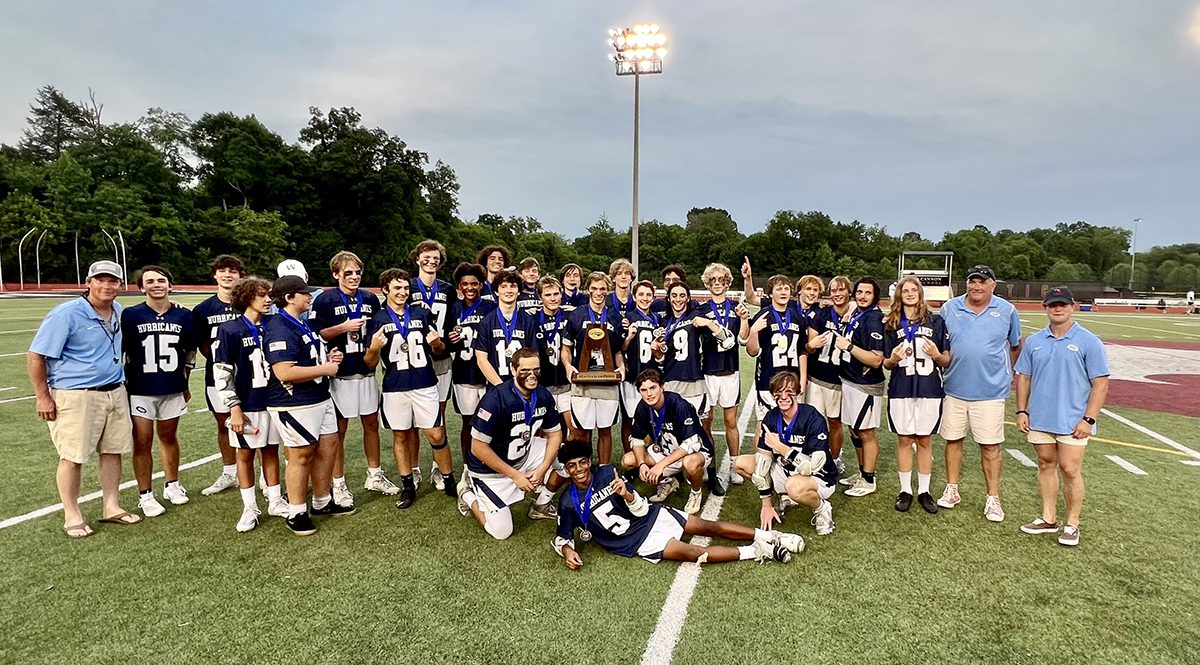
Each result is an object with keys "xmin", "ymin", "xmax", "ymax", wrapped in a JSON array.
[
  {"xmin": 400, "ymin": 342, "xmax": 410, "ymax": 353},
  {"xmin": 521, "ymin": 430, "xmax": 532, "ymax": 442},
  {"xmin": 579, "ymin": 529, "xmax": 593, "ymax": 542},
  {"xmin": 348, "ymin": 330, "xmax": 361, "ymax": 343},
  {"xmin": 452, "ymin": 325, "xmax": 463, "ymax": 336},
  {"xmin": 653, "ymin": 327, "xmax": 666, "ymax": 341},
  {"xmin": 505, "ymin": 347, "xmax": 515, "ymax": 358}
]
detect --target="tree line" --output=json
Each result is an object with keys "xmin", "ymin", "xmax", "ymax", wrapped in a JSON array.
[{"xmin": 1, "ymin": 86, "xmax": 1195, "ymax": 291}]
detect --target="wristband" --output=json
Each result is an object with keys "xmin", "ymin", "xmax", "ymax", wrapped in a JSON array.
[
  {"xmin": 1082, "ymin": 416, "xmax": 1096, "ymax": 425},
  {"xmin": 1015, "ymin": 410, "xmax": 1029, "ymax": 416}
]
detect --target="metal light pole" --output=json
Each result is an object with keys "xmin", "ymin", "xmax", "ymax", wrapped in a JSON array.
[
  {"xmin": 609, "ymin": 24, "xmax": 667, "ymax": 277},
  {"xmin": 1129, "ymin": 217, "xmax": 1140, "ymax": 291}
]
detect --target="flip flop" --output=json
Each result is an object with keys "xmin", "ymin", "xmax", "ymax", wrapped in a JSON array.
[
  {"xmin": 98, "ymin": 511, "xmax": 143, "ymax": 526},
  {"xmin": 64, "ymin": 523, "xmax": 95, "ymax": 539}
]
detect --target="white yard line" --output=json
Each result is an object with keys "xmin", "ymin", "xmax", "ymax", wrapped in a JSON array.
[
  {"xmin": 1105, "ymin": 455, "xmax": 1148, "ymax": 476},
  {"xmin": 639, "ymin": 398, "xmax": 753, "ymax": 665},
  {"xmin": 0, "ymin": 395, "xmax": 34, "ymax": 405},
  {"xmin": 0, "ymin": 328, "xmax": 37, "ymax": 335},
  {"xmin": 1005, "ymin": 448, "xmax": 1037, "ymax": 468},
  {"xmin": 1088, "ymin": 319, "xmax": 1200, "ymax": 340},
  {"xmin": 1101, "ymin": 408, "xmax": 1200, "ymax": 460},
  {"xmin": 1180, "ymin": 460, "xmax": 1200, "ymax": 467},
  {"xmin": 0, "ymin": 352, "xmax": 28, "ymax": 358},
  {"xmin": 0, "ymin": 386, "xmax": 15, "ymax": 392}
]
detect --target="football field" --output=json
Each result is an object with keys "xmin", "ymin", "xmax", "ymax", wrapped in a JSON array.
[{"xmin": 1, "ymin": 295, "xmax": 1198, "ymax": 664}]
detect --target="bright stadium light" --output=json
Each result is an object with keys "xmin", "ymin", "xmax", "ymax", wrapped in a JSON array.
[{"xmin": 608, "ymin": 23, "xmax": 668, "ymax": 276}]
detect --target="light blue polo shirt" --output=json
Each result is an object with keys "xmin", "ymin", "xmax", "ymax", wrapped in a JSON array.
[
  {"xmin": 29, "ymin": 296, "xmax": 125, "ymax": 389},
  {"xmin": 939, "ymin": 294, "xmax": 1022, "ymax": 401},
  {"xmin": 1015, "ymin": 322, "xmax": 1109, "ymax": 435}
]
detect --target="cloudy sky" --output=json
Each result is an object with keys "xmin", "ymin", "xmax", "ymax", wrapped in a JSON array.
[{"xmin": 3, "ymin": 1, "xmax": 1198, "ymax": 250}]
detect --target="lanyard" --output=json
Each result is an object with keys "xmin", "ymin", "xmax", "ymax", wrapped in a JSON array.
[
  {"xmin": 337, "ymin": 289, "xmax": 363, "ymax": 319},
  {"xmin": 710, "ymin": 299, "xmax": 731, "ymax": 329},
  {"xmin": 457, "ymin": 299, "xmax": 481, "ymax": 325},
  {"xmin": 570, "ymin": 482, "xmax": 594, "ymax": 526},
  {"xmin": 85, "ymin": 300, "xmax": 120, "ymax": 362},
  {"xmin": 778, "ymin": 409, "xmax": 800, "ymax": 446},
  {"xmin": 769, "ymin": 305, "xmax": 792, "ymax": 335},
  {"xmin": 279, "ymin": 310, "xmax": 318, "ymax": 355},
  {"xmin": 900, "ymin": 313, "xmax": 919, "ymax": 343},
  {"xmin": 241, "ymin": 316, "xmax": 262, "ymax": 347},
  {"xmin": 498, "ymin": 308, "xmax": 517, "ymax": 346},
  {"xmin": 386, "ymin": 304, "xmax": 411, "ymax": 338},
  {"xmin": 513, "ymin": 383, "xmax": 538, "ymax": 431},
  {"xmin": 416, "ymin": 278, "xmax": 439, "ymax": 309},
  {"xmin": 540, "ymin": 309, "xmax": 563, "ymax": 345},
  {"xmin": 652, "ymin": 404, "xmax": 667, "ymax": 444}
]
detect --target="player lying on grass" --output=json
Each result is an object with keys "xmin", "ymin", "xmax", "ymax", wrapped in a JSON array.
[{"xmin": 554, "ymin": 439, "xmax": 803, "ymax": 568}]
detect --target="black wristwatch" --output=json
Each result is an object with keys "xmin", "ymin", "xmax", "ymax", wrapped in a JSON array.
[{"xmin": 1082, "ymin": 416, "xmax": 1096, "ymax": 425}]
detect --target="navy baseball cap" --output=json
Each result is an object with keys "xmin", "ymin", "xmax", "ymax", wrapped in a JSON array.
[
  {"xmin": 1043, "ymin": 286, "xmax": 1074, "ymax": 306},
  {"xmin": 269, "ymin": 275, "xmax": 319, "ymax": 298}
]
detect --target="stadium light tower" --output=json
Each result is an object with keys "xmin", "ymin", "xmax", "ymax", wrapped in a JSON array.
[
  {"xmin": 1129, "ymin": 217, "xmax": 1141, "ymax": 291},
  {"xmin": 608, "ymin": 23, "xmax": 667, "ymax": 277}
]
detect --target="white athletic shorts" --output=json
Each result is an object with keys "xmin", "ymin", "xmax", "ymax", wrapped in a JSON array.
[
  {"xmin": 887, "ymin": 397, "xmax": 943, "ymax": 437},
  {"xmin": 547, "ymin": 385, "xmax": 572, "ymax": 414},
  {"xmin": 129, "ymin": 393, "xmax": 187, "ymax": 421},
  {"xmin": 643, "ymin": 444, "xmax": 713, "ymax": 478},
  {"xmin": 619, "ymin": 382, "xmax": 641, "ymax": 418},
  {"xmin": 270, "ymin": 400, "xmax": 338, "ymax": 448},
  {"xmin": 680, "ymin": 391, "xmax": 711, "ymax": 420},
  {"xmin": 840, "ymin": 382, "xmax": 883, "ymax": 431},
  {"xmin": 755, "ymin": 390, "xmax": 777, "ymax": 422},
  {"xmin": 452, "ymin": 383, "xmax": 487, "ymax": 417},
  {"xmin": 435, "ymin": 366, "xmax": 452, "ymax": 403},
  {"xmin": 771, "ymin": 462, "xmax": 836, "ymax": 500},
  {"xmin": 228, "ymin": 411, "xmax": 282, "ymax": 450},
  {"xmin": 571, "ymin": 395, "xmax": 620, "ymax": 430},
  {"xmin": 330, "ymin": 375, "xmax": 380, "ymax": 419},
  {"xmin": 380, "ymin": 386, "xmax": 442, "ymax": 431},
  {"xmin": 806, "ymin": 382, "xmax": 842, "ymax": 420},
  {"xmin": 704, "ymin": 373, "xmax": 741, "ymax": 410},
  {"xmin": 205, "ymin": 385, "xmax": 231, "ymax": 415},
  {"xmin": 469, "ymin": 436, "xmax": 567, "ymax": 512},
  {"xmin": 636, "ymin": 506, "xmax": 688, "ymax": 563},
  {"xmin": 939, "ymin": 396, "xmax": 1006, "ymax": 445}
]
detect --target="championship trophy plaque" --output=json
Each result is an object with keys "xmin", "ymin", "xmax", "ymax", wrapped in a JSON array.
[{"xmin": 575, "ymin": 322, "xmax": 621, "ymax": 384}]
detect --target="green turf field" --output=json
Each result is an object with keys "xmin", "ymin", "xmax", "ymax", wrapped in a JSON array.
[{"xmin": 1, "ymin": 296, "xmax": 1197, "ymax": 664}]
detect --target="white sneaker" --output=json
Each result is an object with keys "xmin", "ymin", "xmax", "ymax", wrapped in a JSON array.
[
  {"xmin": 772, "ymin": 530, "xmax": 806, "ymax": 554},
  {"xmin": 838, "ymin": 471, "xmax": 861, "ymax": 487},
  {"xmin": 432, "ymin": 466, "xmax": 446, "ymax": 492},
  {"xmin": 984, "ymin": 495, "xmax": 1005, "ymax": 522},
  {"xmin": 456, "ymin": 473, "xmax": 472, "ymax": 516},
  {"xmin": 364, "ymin": 471, "xmax": 401, "ymax": 495},
  {"xmin": 752, "ymin": 539, "xmax": 792, "ymax": 563},
  {"xmin": 834, "ymin": 458, "xmax": 846, "ymax": 475},
  {"xmin": 236, "ymin": 505, "xmax": 260, "ymax": 533},
  {"xmin": 201, "ymin": 472, "xmax": 237, "ymax": 496},
  {"xmin": 729, "ymin": 470, "xmax": 744, "ymax": 485},
  {"xmin": 411, "ymin": 467, "xmax": 423, "ymax": 491},
  {"xmin": 844, "ymin": 476, "xmax": 877, "ymax": 497},
  {"xmin": 777, "ymin": 494, "xmax": 797, "ymax": 517},
  {"xmin": 267, "ymin": 496, "xmax": 289, "ymax": 518},
  {"xmin": 649, "ymin": 477, "xmax": 680, "ymax": 503},
  {"xmin": 684, "ymin": 489, "xmax": 703, "ymax": 514},
  {"xmin": 937, "ymin": 484, "xmax": 961, "ymax": 509},
  {"xmin": 162, "ymin": 483, "xmax": 190, "ymax": 505},
  {"xmin": 138, "ymin": 493, "xmax": 166, "ymax": 518},
  {"xmin": 811, "ymin": 500, "xmax": 835, "ymax": 535},
  {"xmin": 333, "ymin": 482, "xmax": 354, "ymax": 507}
]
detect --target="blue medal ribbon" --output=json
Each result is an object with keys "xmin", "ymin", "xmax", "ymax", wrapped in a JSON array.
[
  {"xmin": 278, "ymin": 310, "xmax": 319, "ymax": 355},
  {"xmin": 498, "ymin": 308, "xmax": 518, "ymax": 346},
  {"xmin": 769, "ymin": 304, "xmax": 792, "ymax": 335},
  {"xmin": 845, "ymin": 306, "xmax": 876, "ymax": 335},
  {"xmin": 540, "ymin": 309, "xmax": 563, "ymax": 346},
  {"xmin": 587, "ymin": 304, "xmax": 607, "ymax": 325},
  {"xmin": 570, "ymin": 482, "xmax": 594, "ymax": 528},
  {"xmin": 457, "ymin": 299, "xmax": 481, "ymax": 325},
  {"xmin": 710, "ymin": 299, "xmax": 731, "ymax": 330},
  {"xmin": 337, "ymin": 288, "xmax": 363, "ymax": 320},
  {"xmin": 652, "ymin": 403, "xmax": 667, "ymax": 445},
  {"xmin": 512, "ymin": 383, "xmax": 539, "ymax": 431},
  {"xmin": 386, "ymin": 304, "xmax": 411, "ymax": 339},
  {"xmin": 611, "ymin": 293, "xmax": 632, "ymax": 312},
  {"xmin": 778, "ymin": 408, "xmax": 801, "ymax": 447},
  {"xmin": 241, "ymin": 316, "xmax": 262, "ymax": 348},
  {"xmin": 416, "ymin": 278, "xmax": 439, "ymax": 310},
  {"xmin": 900, "ymin": 313, "xmax": 919, "ymax": 343}
]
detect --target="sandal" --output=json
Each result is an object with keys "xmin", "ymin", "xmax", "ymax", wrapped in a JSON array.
[
  {"xmin": 99, "ymin": 511, "xmax": 143, "ymax": 526},
  {"xmin": 64, "ymin": 523, "xmax": 95, "ymax": 539}
]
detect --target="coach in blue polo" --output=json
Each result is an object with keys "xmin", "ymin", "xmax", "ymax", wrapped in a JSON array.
[
  {"xmin": 1014, "ymin": 286, "xmax": 1109, "ymax": 547},
  {"xmin": 936, "ymin": 265, "xmax": 1023, "ymax": 522},
  {"xmin": 28, "ymin": 260, "xmax": 143, "ymax": 538}
]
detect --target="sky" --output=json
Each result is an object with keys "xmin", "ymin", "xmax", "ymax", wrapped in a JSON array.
[{"xmin": 2, "ymin": 1, "xmax": 1199, "ymax": 250}]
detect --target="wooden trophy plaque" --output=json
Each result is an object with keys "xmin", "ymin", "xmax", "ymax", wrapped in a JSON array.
[{"xmin": 575, "ymin": 322, "xmax": 621, "ymax": 384}]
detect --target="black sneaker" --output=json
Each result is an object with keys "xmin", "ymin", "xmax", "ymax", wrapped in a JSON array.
[
  {"xmin": 285, "ymin": 512, "xmax": 317, "ymax": 536},
  {"xmin": 312, "ymin": 501, "xmax": 356, "ymax": 517},
  {"xmin": 442, "ymin": 473, "xmax": 457, "ymax": 497},
  {"xmin": 895, "ymin": 492, "xmax": 913, "ymax": 512},
  {"xmin": 395, "ymin": 488, "xmax": 416, "ymax": 510},
  {"xmin": 917, "ymin": 492, "xmax": 939, "ymax": 514},
  {"xmin": 706, "ymin": 466, "xmax": 727, "ymax": 497}
]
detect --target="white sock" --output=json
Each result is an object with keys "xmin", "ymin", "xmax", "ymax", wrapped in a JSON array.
[
  {"xmin": 333, "ymin": 476, "xmax": 346, "ymax": 487},
  {"xmin": 222, "ymin": 464, "xmax": 237, "ymax": 477},
  {"xmin": 462, "ymin": 490, "xmax": 477, "ymax": 508},
  {"xmin": 737, "ymin": 545, "xmax": 757, "ymax": 561},
  {"xmin": 368, "ymin": 466, "xmax": 382, "ymax": 477},
  {"xmin": 946, "ymin": 482, "xmax": 958, "ymax": 490},
  {"xmin": 240, "ymin": 487, "xmax": 257, "ymax": 509},
  {"xmin": 918, "ymin": 473, "xmax": 931, "ymax": 494},
  {"xmin": 266, "ymin": 484, "xmax": 281, "ymax": 501},
  {"xmin": 287, "ymin": 503, "xmax": 306, "ymax": 518},
  {"xmin": 898, "ymin": 471, "xmax": 912, "ymax": 494},
  {"xmin": 535, "ymin": 486, "xmax": 554, "ymax": 505},
  {"xmin": 312, "ymin": 494, "xmax": 331, "ymax": 510},
  {"xmin": 754, "ymin": 528, "xmax": 771, "ymax": 543}
]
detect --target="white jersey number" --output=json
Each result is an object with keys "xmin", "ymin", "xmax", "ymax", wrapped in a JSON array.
[{"xmin": 140, "ymin": 334, "xmax": 180, "ymax": 373}]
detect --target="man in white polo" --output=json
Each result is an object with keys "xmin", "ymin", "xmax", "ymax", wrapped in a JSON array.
[{"xmin": 936, "ymin": 265, "xmax": 1022, "ymax": 522}]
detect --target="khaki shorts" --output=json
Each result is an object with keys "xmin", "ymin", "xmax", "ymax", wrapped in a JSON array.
[
  {"xmin": 49, "ymin": 387, "xmax": 135, "ymax": 464},
  {"xmin": 1028, "ymin": 430, "xmax": 1088, "ymax": 447},
  {"xmin": 939, "ymin": 396, "xmax": 1006, "ymax": 445}
]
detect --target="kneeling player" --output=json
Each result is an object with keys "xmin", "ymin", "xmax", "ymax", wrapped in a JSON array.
[
  {"xmin": 555, "ymin": 439, "xmax": 802, "ymax": 568},
  {"xmin": 734, "ymin": 370, "xmax": 837, "ymax": 535},
  {"xmin": 457, "ymin": 348, "xmax": 565, "ymax": 538}
]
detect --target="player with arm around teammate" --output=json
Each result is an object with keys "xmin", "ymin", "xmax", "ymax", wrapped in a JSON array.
[
  {"xmin": 410, "ymin": 240, "xmax": 456, "ymax": 491},
  {"xmin": 833, "ymin": 278, "xmax": 886, "ymax": 498},
  {"xmin": 804, "ymin": 276, "xmax": 854, "ymax": 476},
  {"xmin": 446, "ymin": 262, "xmax": 497, "ymax": 464}
]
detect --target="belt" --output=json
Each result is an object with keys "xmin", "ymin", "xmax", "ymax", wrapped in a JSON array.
[{"xmin": 84, "ymin": 382, "xmax": 123, "ymax": 392}]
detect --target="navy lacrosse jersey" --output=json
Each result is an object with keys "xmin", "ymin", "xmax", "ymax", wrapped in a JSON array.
[
  {"xmin": 696, "ymin": 299, "xmax": 740, "ymax": 375},
  {"xmin": 449, "ymin": 298, "xmax": 497, "ymax": 386},
  {"xmin": 214, "ymin": 316, "xmax": 272, "ymax": 412},
  {"xmin": 808, "ymin": 305, "xmax": 851, "ymax": 386},
  {"xmin": 192, "ymin": 295, "xmax": 239, "ymax": 387},
  {"xmin": 659, "ymin": 310, "xmax": 705, "ymax": 383},
  {"xmin": 563, "ymin": 289, "xmax": 588, "ymax": 309},
  {"xmin": 757, "ymin": 405, "xmax": 838, "ymax": 486},
  {"xmin": 516, "ymin": 287, "xmax": 542, "ymax": 313},
  {"xmin": 409, "ymin": 276, "xmax": 455, "ymax": 362},
  {"xmin": 121, "ymin": 302, "xmax": 196, "ymax": 396},
  {"xmin": 368, "ymin": 305, "xmax": 438, "ymax": 392},
  {"xmin": 564, "ymin": 304, "xmax": 625, "ymax": 370},
  {"xmin": 264, "ymin": 313, "xmax": 331, "ymax": 408},
  {"xmin": 472, "ymin": 306, "xmax": 541, "ymax": 383},
  {"xmin": 883, "ymin": 313, "xmax": 951, "ymax": 399},
  {"xmin": 840, "ymin": 307, "xmax": 886, "ymax": 386},
  {"xmin": 609, "ymin": 292, "xmax": 636, "ymax": 315},
  {"xmin": 467, "ymin": 380, "xmax": 562, "ymax": 474},
  {"xmin": 750, "ymin": 303, "xmax": 810, "ymax": 391},
  {"xmin": 555, "ymin": 464, "xmax": 683, "ymax": 559},
  {"xmin": 623, "ymin": 309, "xmax": 662, "ymax": 385},
  {"xmin": 308, "ymin": 287, "xmax": 381, "ymax": 377},
  {"xmin": 630, "ymin": 391, "xmax": 715, "ymax": 458},
  {"xmin": 535, "ymin": 308, "xmax": 571, "ymax": 389}
]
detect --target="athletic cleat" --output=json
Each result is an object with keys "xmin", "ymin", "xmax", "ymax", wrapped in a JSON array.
[
  {"xmin": 936, "ymin": 484, "xmax": 961, "ymax": 509},
  {"xmin": 772, "ymin": 531, "xmax": 806, "ymax": 555},
  {"xmin": 753, "ymin": 539, "xmax": 792, "ymax": 564},
  {"xmin": 201, "ymin": 472, "xmax": 237, "ymax": 496},
  {"xmin": 811, "ymin": 500, "xmax": 835, "ymax": 535},
  {"xmin": 776, "ymin": 494, "xmax": 797, "ymax": 517},
  {"xmin": 684, "ymin": 489, "xmax": 703, "ymax": 514},
  {"xmin": 528, "ymin": 501, "xmax": 558, "ymax": 520},
  {"xmin": 138, "ymin": 493, "xmax": 166, "ymax": 518},
  {"xmin": 163, "ymin": 483, "xmax": 190, "ymax": 505},
  {"xmin": 834, "ymin": 458, "xmax": 846, "ymax": 476},
  {"xmin": 411, "ymin": 467, "xmax": 423, "ymax": 491},
  {"xmin": 364, "ymin": 471, "xmax": 401, "ymax": 496},
  {"xmin": 395, "ymin": 488, "xmax": 416, "ymax": 510},
  {"xmin": 1058, "ymin": 525, "xmax": 1080, "ymax": 546},
  {"xmin": 729, "ymin": 469, "xmax": 744, "ymax": 485},
  {"xmin": 431, "ymin": 466, "xmax": 445, "ymax": 492},
  {"xmin": 332, "ymin": 483, "xmax": 354, "ymax": 508},
  {"xmin": 984, "ymin": 495, "xmax": 1005, "ymax": 522},
  {"xmin": 312, "ymin": 501, "xmax": 356, "ymax": 517},
  {"xmin": 649, "ymin": 477, "xmax": 680, "ymax": 503},
  {"xmin": 917, "ymin": 492, "xmax": 939, "ymax": 514},
  {"xmin": 236, "ymin": 506, "xmax": 260, "ymax": 533},
  {"xmin": 838, "ymin": 472, "xmax": 861, "ymax": 487},
  {"xmin": 844, "ymin": 477, "xmax": 877, "ymax": 497},
  {"xmin": 1021, "ymin": 517, "xmax": 1059, "ymax": 535},
  {"xmin": 706, "ymin": 466, "xmax": 726, "ymax": 497},
  {"xmin": 895, "ymin": 491, "xmax": 914, "ymax": 512},
  {"xmin": 285, "ymin": 512, "xmax": 317, "ymax": 536},
  {"xmin": 267, "ymin": 496, "xmax": 289, "ymax": 518},
  {"xmin": 455, "ymin": 474, "xmax": 472, "ymax": 516}
]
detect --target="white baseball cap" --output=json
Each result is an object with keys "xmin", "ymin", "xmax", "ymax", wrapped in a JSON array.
[
  {"xmin": 87, "ymin": 260, "xmax": 123, "ymax": 280},
  {"xmin": 277, "ymin": 259, "xmax": 307, "ymax": 281}
]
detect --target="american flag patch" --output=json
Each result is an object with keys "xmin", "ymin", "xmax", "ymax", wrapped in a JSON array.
[
  {"xmin": 269, "ymin": 341, "xmax": 287, "ymax": 352},
  {"xmin": 476, "ymin": 408, "xmax": 492, "ymax": 421}
]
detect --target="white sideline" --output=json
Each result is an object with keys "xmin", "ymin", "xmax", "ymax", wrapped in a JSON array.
[
  {"xmin": 639, "ymin": 397, "xmax": 754, "ymax": 665},
  {"xmin": 1100, "ymin": 408, "xmax": 1200, "ymax": 460},
  {"xmin": 1105, "ymin": 455, "xmax": 1147, "ymax": 476},
  {"xmin": 1005, "ymin": 448, "xmax": 1037, "ymax": 468},
  {"xmin": 1181, "ymin": 460, "xmax": 1200, "ymax": 466},
  {"xmin": 0, "ymin": 453, "xmax": 223, "ymax": 530}
]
